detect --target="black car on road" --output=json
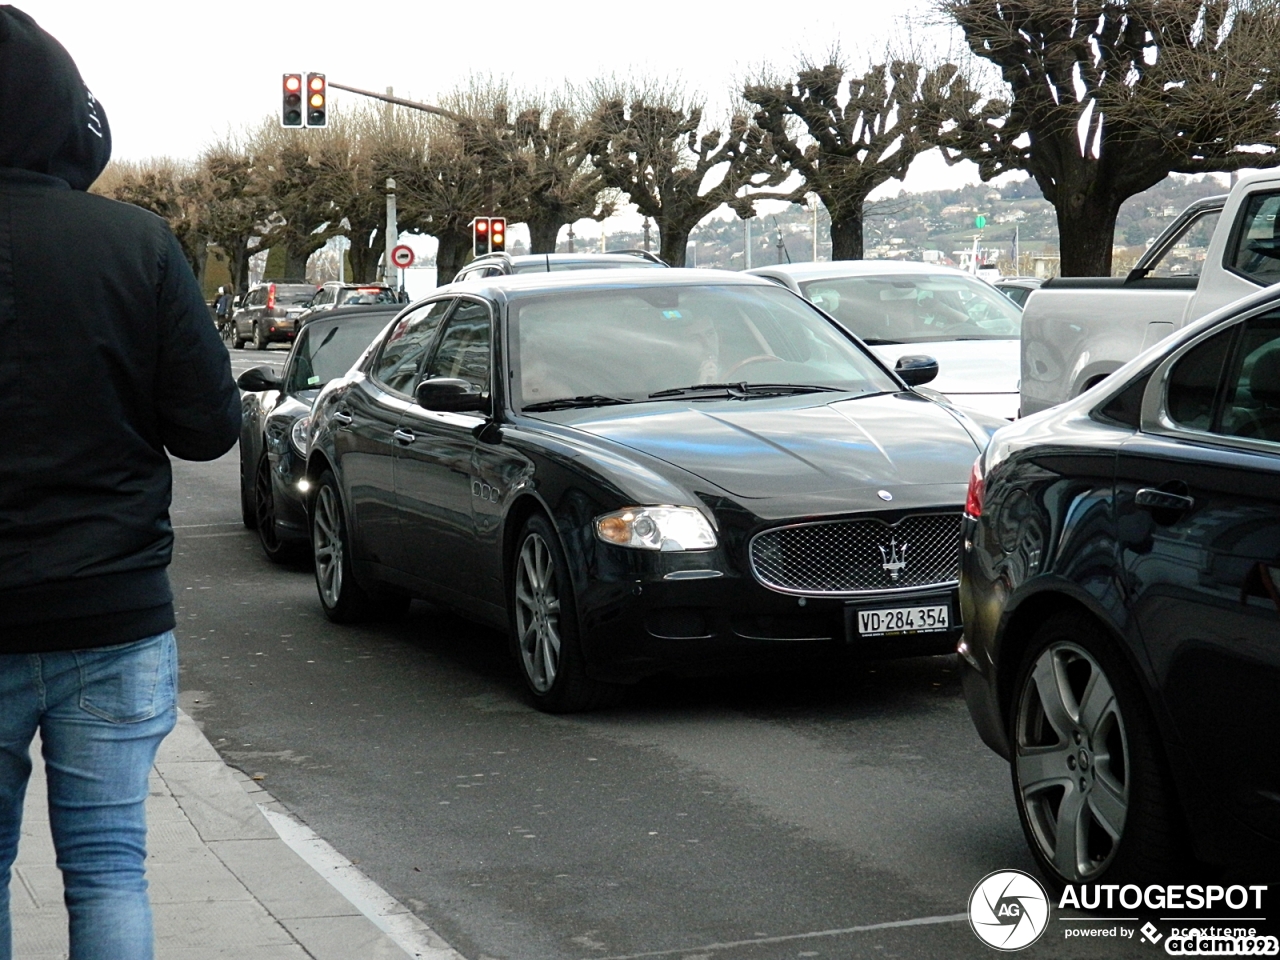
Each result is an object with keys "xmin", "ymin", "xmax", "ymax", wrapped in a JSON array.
[
  {"xmin": 305, "ymin": 270, "xmax": 1002, "ymax": 711},
  {"xmin": 959, "ymin": 285, "xmax": 1280, "ymax": 885},
  {"xmin": 452, "ymin": 250, "xmax": 667, "ymax": 283},
  {"xmin": 238, "ymin": 304, "xmax": 403, "ymax": 561}
]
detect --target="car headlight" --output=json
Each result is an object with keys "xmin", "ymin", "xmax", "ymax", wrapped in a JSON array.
[
  {"xmin": 289, "ymin": 416, "xmax": 311, "ymax": 457},
  {"xmin": 594, "ymin": 506, "xmax": 717, "ymax": 552}
]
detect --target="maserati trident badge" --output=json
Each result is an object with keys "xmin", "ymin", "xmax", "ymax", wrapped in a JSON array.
[{"xmin": 879, "ymin": 538, "xmax": 909, "ymax": 580}]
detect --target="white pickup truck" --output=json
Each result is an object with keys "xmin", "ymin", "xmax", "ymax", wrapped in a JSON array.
[{"xmin": 1020, "ymin": 170, "xmax": 1280, "ymax": 416}]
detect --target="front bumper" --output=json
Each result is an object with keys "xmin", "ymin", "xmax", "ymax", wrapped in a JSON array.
[{"xmin": 576, "ymin": 550, "xmax": 960, "ymax": 683}]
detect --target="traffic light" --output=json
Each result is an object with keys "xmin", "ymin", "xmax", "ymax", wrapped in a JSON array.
[
  {"xmin": 305, "ymin": 73, "xmax": 327, "ymax": 127},
  {"xmin": 472, "ymin": 217, "xmax": 490, "ymax": 257},
  {"xmin": 490, "ymin": 217, "xmax": 505, "ymax": 252},
  {"xmin": 282, "ymin": 74, "xmax": 303, "ymax": 127}
]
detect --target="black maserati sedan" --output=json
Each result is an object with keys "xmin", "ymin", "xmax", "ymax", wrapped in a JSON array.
[
  {"xmin": 238, "ymin": 304, "xmax": 403, "ymax": 561},
  {"xmin": 959, "ymin": 285, "xmax": 1280, "ymax": 886},
  {"xmin": 304, "ymin": 270, "xmax": 1003, "ymax": 711}
]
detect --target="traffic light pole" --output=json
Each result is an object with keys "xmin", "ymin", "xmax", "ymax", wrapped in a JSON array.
[
  {"xmin": 385, "ymin": 179, "xmax": 398, "ymax": 288},
  {"xmin": 327, "ymin": 81, "xmax": 465, "ymax": 123}
]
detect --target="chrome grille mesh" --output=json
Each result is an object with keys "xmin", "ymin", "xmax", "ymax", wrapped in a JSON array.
[{"xmin": 749, "ymin": 514, "xmax": 962, "ymax": 595}]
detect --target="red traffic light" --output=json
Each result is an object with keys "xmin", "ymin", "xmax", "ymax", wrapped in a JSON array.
[
  {"xmin": 476, "ymin": 220, "xmax": 488, "ymax": 232},
  {"xmin": 490, "ymin": 217, "xmax": 506, "ymax": 251},
  {"xmin": 282, "ymin": 74, "xmax": 303, "ymax": 127}
]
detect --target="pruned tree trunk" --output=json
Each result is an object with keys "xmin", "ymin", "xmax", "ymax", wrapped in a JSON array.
[
  {"xmin": 349, "ymin": 229, "xmax": 381, "ymax": 282},
  {"xmin": 527, "ymin": 218, "xmax": 562, "ymax": 254},
  {"xmin": 829, "ymin": 212, "xmax": 865, "ymax": 261},
  {"xmin": 435, "ymin": 231, "xmax": 471, "ymax": 287},
  {"xmin": 658, "ymin": 220, "xmax": 691, "ymax": 268},
  {"xmin": 284, "ymin": 246, "xmax": 311, "ymax": 281},
  {"xmin": 1055, "ymin": 193, "xmax": 1122, "ymax": 277}
]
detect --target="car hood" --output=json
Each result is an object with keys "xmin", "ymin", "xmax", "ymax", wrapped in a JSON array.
[
  {"xmin": 557, "ymin": 392, "xmax": 982, "ymax": 499},
  {"xmin": 869, "ymin": 339, "xmax": 1019, "ymax": 396}
]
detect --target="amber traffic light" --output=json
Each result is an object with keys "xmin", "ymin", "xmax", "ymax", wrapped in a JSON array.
[{"xmin": 305, "ymin": 73, "xmax": 327, "ymax": 127}]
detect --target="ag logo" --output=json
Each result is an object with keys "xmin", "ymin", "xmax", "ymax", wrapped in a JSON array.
[{"xmin": 968, "ymin": 869, "xmax": 1050, "ymax": 951}]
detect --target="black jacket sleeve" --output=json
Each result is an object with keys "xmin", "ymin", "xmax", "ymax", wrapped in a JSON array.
[{"xmin": 153, "ymin": 231, "xmax": 241, "ymax": 461}]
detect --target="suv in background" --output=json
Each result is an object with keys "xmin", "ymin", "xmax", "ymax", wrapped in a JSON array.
[
  {"xmin": 296, "ymin": 282, "xmax": 403, "ymax": 327},
  {"xmin": 232, "ymin": 282, "xmax": 316, "ymax": 350},
  {"xmin": 451, "ymin": 250, "xmax": 667, "ymax": 283}
]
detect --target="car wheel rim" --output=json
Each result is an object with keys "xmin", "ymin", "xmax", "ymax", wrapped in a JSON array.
[
  {"xmin": 255, "ymin": 458, "xmax": 279, "ymax": 550},
  {"xmin": 514, "ymin": 532, "xmax": 561, "ymax": 694},
  {"xmin": 313, "ymin": 485, "xmax": 343, "ymax": 607},
  {"xmin": 1014, "ymin": 641, "xmax": 1129, "ymax": 881}
]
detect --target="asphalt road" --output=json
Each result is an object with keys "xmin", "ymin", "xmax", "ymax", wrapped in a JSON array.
[{"xmin": 167, "ymin": 345, "xmax": 1136, "ymax": 959}]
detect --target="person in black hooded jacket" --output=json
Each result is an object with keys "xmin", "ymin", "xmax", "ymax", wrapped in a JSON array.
[{"xmin": 0, "ymin": 7, "xmax": 240, "ymax": 959}]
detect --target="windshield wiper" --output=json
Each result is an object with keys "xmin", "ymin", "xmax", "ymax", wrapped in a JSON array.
[
  {"xmin": 649, "ymin": 382, "xmax": 841, "ymax": 400},
  {"xmin": 522, "ymin": 395, "xmax": 634, "ymax": 412}
]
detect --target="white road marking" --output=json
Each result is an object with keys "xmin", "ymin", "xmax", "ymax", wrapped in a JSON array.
[
  {"xmin": 260, "ymin": 805, "xmax": 466, "ymax": 960},
  {"xmin": 580, "ymin": 913, "xmax": 970, "ymax": 960}
]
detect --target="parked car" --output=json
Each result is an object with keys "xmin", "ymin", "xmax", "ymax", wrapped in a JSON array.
[
  {"xmin": 452, "ymin": 250, "xmax": 667, "ymax": 283},
  {"xmin": 296, "ymin": 282, "xmax": 403, "ymax": 328},
  {"xmin": 992, "ymin": 276, "xmax": 1042, "ymax": 308},
  {"xmin": 959, "ymin": 283, "xmax": 1280, "ymax": 884},
  {"xmin": 238, "ymin": 304, "xmax": 403, "ymax": 561},
  {"xmin": 1020, "ymin": 170, "xmax": 1280, "ymax": 417},
  {"xmin": 305, "ymin": 269, "xmax": 1004, "ymax": 712},
  {"xmin": 748, "ymin": 261, "xmax": 1023, "ymax": 420},
  {"xmin": 231, "ymin": 282, "xmax": 316, "ymax": 350}
]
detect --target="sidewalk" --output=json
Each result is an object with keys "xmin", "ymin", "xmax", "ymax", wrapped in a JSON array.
[{"xmin": 9, "ymin": 711, "xmax": 464, "ymax": 960}]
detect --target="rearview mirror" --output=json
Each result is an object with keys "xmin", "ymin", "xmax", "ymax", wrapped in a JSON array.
[
  {"xmin": 414, "ymin": 377, "xmax": 488, "ymax": 414},
  {"xmin": 236, "ymin": 365, "xmax": 283, "ymax": 392},
  {"xmin": 895, "ymin": 355, "xmax": 939, "ymax": 387}
]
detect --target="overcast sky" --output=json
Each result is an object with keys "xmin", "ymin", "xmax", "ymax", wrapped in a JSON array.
[{"xmin": 23, "ymin": 0, "xmax": 998, "ymax": 245}]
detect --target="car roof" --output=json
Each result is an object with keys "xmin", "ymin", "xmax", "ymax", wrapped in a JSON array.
[
  {"xmin": 303, "ymin": 303, "xmax": 403, "ymax": 327},
  {"xmin": 470, "ymin": 252, "xmax": 666, "ymax": 268},
  {"xmin": 747, "ymin": 260, "xmax": 974, "ymax": 283},
  {"xmin": 436, "ymin": 267, "xmax": 773, "ymax": 302}
]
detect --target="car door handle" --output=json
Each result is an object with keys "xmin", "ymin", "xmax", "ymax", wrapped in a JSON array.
[
  {"xmin": 1135, "ymin": 487, "xmax": 1195, "ymax": 513},
  {"xmin": 393, "ymin": 428, "xmax": 416, "ymax": 445},
  {"xmin": 331, "ymin": 411, "xmax": 353, "ymax": 426}
]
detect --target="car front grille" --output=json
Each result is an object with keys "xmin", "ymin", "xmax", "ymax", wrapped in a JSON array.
[{"xmin": 749, "ymin": 513, "xmax": 963, "ymax": 596}]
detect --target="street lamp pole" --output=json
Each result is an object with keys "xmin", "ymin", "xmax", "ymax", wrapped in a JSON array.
[{"xmin": 385, "ymin": 178, "xmax": 398, "ymax": 285}]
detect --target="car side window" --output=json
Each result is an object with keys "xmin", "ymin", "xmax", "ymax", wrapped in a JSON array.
[
  {"xmin": 1217, "ymin": 314, "xmax": 1280, "ymax": 444},
  {"xmin": 1143, "ymin": 209, "xmax": 1221, "ymax": 279},
  {"xmin": 371, "ymin": 300, "xmax": 452, "ymax": 395},
  {"xmin": 423, "ymin": 300, "xmax": 491, "ymax": 394},
  {"xmin": 1227, "ymin": 191, "xmax": 1280, "ymax": 286},
  {"xmin": 1165, "ymin": 327, "xmax": 1233, "ymax": 431}
]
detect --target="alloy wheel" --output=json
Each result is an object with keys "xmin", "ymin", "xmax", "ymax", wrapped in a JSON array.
[
  {"xmin": 1014, "ymin": 641, "xmax": 1130, "ymax": 881},
  {"xmin": 312, "ymin": 483, "xmax": 344, "ymax": 608},
  {"xmin": 514, "ymin": 532, "xmax": 562, "ymax": 693}
]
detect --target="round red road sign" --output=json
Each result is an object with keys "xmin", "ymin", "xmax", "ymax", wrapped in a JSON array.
[{"xmin": 390, "ymin": 244, "xmax": 415, "ymax": 268}]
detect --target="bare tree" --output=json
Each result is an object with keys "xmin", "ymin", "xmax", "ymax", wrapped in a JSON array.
[
  {"xmin": 584, "ymin": 83, "xmax": 788, "ymax": 266},
  {"xmin": 460, "ymin": 94, "xmax": 615, "ymax": 253},
  {"xmin": 200, "ymin": 139, "xmax": 272, "ymax": 294},
  {"xmin": 934, "ymin": 0, "xmax": 1280, "ymax": 276},
  {"xmin": 746, "ymin": 58, "xmax": 973, "ymax": 260}
]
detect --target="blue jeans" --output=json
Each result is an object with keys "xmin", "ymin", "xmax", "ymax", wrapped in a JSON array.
[{"xmin": 0, "ymin": 631, "xmax": 177, "ymax": 960}]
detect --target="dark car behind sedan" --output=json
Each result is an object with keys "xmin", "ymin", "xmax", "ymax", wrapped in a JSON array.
[
  {"xmin": 231, "ymin": 281, "xmax": 317, "ymax": 350},
  {"xmin": 238, "ymin": 304, "xmax": 402, "ymax": 561},
  {"xmin": 304, "ymin": 269, "xmax": 1004, "ymax": 712},
  {"xmin": 959, "ymin": 285, "xmax": 1280, "ymax": 887}
]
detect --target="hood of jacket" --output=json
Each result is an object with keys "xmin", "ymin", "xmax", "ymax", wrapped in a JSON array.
[{"xmin": 0, "ymin": 5, "xmax": 110, "ymax": 189}]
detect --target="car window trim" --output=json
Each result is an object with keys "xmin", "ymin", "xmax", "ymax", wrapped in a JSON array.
[
  {"xmin": 418, "ymin": 294, "xmax": 496, "ymax": 411},
  {"xmin": 366, "ymin": 296, "xmax": 456, "ymax": 395},
  {"xmin": 1141, "ymin": 302, "xmax": 1280, "ymax": 456}
]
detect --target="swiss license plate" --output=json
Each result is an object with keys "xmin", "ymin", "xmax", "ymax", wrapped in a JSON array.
[{"xmin": 857, "ymin": 604, "xmax": 950, "ymax": 638}]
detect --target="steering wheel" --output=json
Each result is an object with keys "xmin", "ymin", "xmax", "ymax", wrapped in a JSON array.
[{"xmin": 723, "ymin": 354, "xmax": 782, "ymax": 378}]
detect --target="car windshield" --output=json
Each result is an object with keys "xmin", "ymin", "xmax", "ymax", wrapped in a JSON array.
[
  {"xmin": 284, "ymin": 314, "xmax": 395, "ymax": 393},
  {"xmin": 274, "ymin": 284, "xmax": 318, "ymax": 305},
  {"xmin": 798, "ymin": 273, "xmax": 1022, "ymax": 343},
  {"xmin": 510, "ymin": 259, "xmax": 665, "ymax": 274},
  {"xmin": 337, "ymin": 287, "xmax": 399, "ymax": 305},
  {"xmin": 509, "ymin": 283, "xmax": 899, "ymax": 408}
]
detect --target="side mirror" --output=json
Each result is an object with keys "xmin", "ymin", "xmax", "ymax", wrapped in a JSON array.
[
  {"xmin": 236, "ymin": 365, "xmax": 283, "ymax": 392},
  {"xmin": 895, "ymin": 355, "xmax": 939, "ymax": 387},
  {"xmin": 414, "ymin": 377, "xmax": 488, "ymax": 413}
]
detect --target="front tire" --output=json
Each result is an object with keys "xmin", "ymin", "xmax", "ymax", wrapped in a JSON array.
[
  {"xmin": 509, "ymin": 513, "xmax": 620, "ymax": 713},
  {"xmin": 255, "ymin": 455, "xmax": 303, "ymax": 563},
  {"xmin": 1010, "ymin": 613, "xmax": 1184, "ymax": 886},
  {"xmin": 310, "ymin": 470, "xmax": 375, "ymax": 623}
]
